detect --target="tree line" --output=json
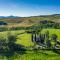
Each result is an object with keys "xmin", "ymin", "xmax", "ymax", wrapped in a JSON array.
[
  {"xmin": 0, "ymin": 20, "xmax": 60, "ymax": 32},
  {"xmin": 30, "ymin": 30, "xmax": 60, "ymax": 49}
]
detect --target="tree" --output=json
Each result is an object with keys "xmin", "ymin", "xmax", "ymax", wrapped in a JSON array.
[
  {"xmin": 46, "ymin": 40, "xmax": 51, "ymax": 49},
  {"xmin": 51, "ymin": 34, "xmax": 57, "ymax": 48},
  {"xmin": 45, "ymin": 30, "xmax": 49, "ymax": 40},
  {"xmin": 7, "ymin": 33, "xmax": 17, "ymax": 43},
  {"xmin": 51, "ymin": 34, "xmax": 57, "ymax": 41},
  {"xmin": 0, "ymin": 37, "xmax": 7, "ymax": 54},
  {"xmin": 31, "ymin": 33, "xmax": 34, "ymax": 42},
  {"xmin": 6, "ymin": 32, "xmax": 26, "ymax": 56},
  {"xmin": 44, "ymin": 30, "xmax": 50, "ymax": 46},
  {"xmin": 40, "ymin": 34, "xmax": 45, "ymax": 44}
]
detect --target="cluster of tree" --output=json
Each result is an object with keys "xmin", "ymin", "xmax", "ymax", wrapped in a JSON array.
[
  {"xmin": 26, "ymin": 20, "xmax": 60, "ymax": 30},
  {"xmin": 0, "ymin": 26, "xmax": 26, "ymax": 32},
  {"xmin": 0, "ymin": 27, "xmax": 8, "ymax": 31},
  {"xmin": 0, "ymin": 21, "xmax": 7, "ymax": 25},
  {"xmin": 0, "ymin": 20, "xmax": 60, "ymax": 32},
  {"xmin": 39, "ymin": 20, "xmax": 60, "ymax": 29},
  {"xmin": 31, "ymin": 30, "xmax": 60, "ymax": 49},
  {"xmin": 9, "ymin": 27, "xmax": 26, "ymax": 30},
  {"xmin": 0, "ymin": 33, "xmax": 26, "ymax": 57}
]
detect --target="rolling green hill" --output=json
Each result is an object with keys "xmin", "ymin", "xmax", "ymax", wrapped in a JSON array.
[
  {"xmin": 0, "ymin": 14, "xmax": 60, "ymax": 27},
  {"xmin": 0, "ymin": 29, "xmax": 60, "ymax": 60}
]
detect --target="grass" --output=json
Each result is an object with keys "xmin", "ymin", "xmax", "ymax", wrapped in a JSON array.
[
  {"xmin": 0, "ymin": 29, "xmax": 60, "ymax": 46},
  {"xmin": 16, "ymin": 33, "xmax": 34, "ymax": 47},
  {"xmin": 0, "ymin": 50, "xmax": 60, "ymax": 60},
  {"xmin": 0, "ymin": 29, "xmax": 60, "ymax": 60},
  {"xmin": 0, "ymin": 30, "xmax": 34, "ymax": 47},
  {"xmin": 0, "ymin": 30, "xmax": 25, "ymax": 38},
  {"xmin": 41, "ymin": 29, "xmax": 60, "ymax": 40},
  {"xmin": 20, "ymin": 52, "xmax": 60, "ymax": 60}
]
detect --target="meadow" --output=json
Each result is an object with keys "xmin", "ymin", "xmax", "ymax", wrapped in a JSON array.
[
  {"xmin": 1, "ymin": 29, "xmax": 60, "ymax": 47},
  {"xmin": 0, "ymin": 29, "xmax": 60, "ymax": 60},
  {"xmin": 42, "ymin": 29, "xmax": 60, "ymax": 40}
]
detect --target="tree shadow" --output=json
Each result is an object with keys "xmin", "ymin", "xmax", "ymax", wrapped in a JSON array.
[
  {"xmin": 0, "ymin": 43, "xmax": 26, "ymax": 58},
  {"xmin": 0, "ymin": 32, "xmax": 27, "ymax": 59},
  {"xmin": 8, "ymin": 43, "xmax": 26, "ymax": 55},
  {"xmin": 52, "ymin": 49, "xmax": 60, "ymax": 54}
]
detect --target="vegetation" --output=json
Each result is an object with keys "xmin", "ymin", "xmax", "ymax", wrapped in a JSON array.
[
  {"xmin": 0, "ymin": 29, "xmax": 60, "ymax": 60},
  {"xmin": 0, "ymin": 14, "xmax": 60, "ymax": 60}
]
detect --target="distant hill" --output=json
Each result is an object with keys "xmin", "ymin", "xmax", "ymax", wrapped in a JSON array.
[
  {"xmin": 6, "ymin": 15, "xmax": 20, "ymax": 18},
  {"xmin": 0, "ymin": 15, "xmax": 20, "ymax": 18},
  {"xmin": 0, "ymin": 16, "xmax": 5, "ymax": 18},
  {"xmin": 0, "ymin": 14, "xmax": 60, "ymax": 27}
]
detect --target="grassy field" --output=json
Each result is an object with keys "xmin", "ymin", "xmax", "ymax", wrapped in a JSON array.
[
  {"xmin": 0, "ymin": 30, "xmax": 34, "ymax": 47},
  {"xmin": 0, "ymin": 50, "xmax": 60, "ymax": 60},
  {"xmin": 0, "ymin": 30, "xmax": 25, "ymax": 38},
  {"xmin": 16, "ymin": 33, "xmax": 34, "ymax": 47},
  {"xmin": 0, "ymin": 29, "xmax": 60, "ymax": 46},
  {"xmin": 41, "ymin": 29, "xmax": 60, "ymax": 40},
  {"xmin": 0, "ymin": 29, "xmax": 60, "ymax": 60}
]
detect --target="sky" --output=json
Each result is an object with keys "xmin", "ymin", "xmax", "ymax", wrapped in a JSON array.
[{"xmin": 0, "ymin": 0, "xmax": 60, "ymax": 17}]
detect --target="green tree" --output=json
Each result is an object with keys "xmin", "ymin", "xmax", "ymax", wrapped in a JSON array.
[
  {"xmin": 51, "ymin": 34, "xmax": 57, "ymax": 49},
  {"xmin": 44, "ymin": 30, "xmax": 50, "ymax": 47}
]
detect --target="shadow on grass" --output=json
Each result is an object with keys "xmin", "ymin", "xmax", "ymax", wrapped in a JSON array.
[
  {"xmin": 0, "ymin": 43, "xmax": 26, "ymax": 58},
  {"xmin": 52, "ymin": 49, "xmax": 60, "ymax": 54}
]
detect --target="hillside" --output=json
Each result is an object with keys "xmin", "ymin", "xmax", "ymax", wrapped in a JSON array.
[
  {"xmin": 0, "ymin": 14, "xmax": 60, "ymax": 27},
  {"xmin": 0, "ymin": 14, "xmax": 60, "ymax": 60}
]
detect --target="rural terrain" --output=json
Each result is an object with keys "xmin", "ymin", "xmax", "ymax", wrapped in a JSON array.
[{"xmin": 0, "ymin": 14, "xmax": 60, "ymax": 60}]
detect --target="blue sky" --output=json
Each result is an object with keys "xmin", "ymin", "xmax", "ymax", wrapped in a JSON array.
[{"xmin": 0, "ymin": 0, "xmax": 60, "ymax": 17}]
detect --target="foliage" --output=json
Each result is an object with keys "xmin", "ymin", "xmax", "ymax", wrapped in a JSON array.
[
  {"xmin": 0, "ymin": 29, "xmax": 60, "ymax": 60},
  {"xmin": 0, "ymin": 32, "xmax": 26, "ymax": 58}
]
